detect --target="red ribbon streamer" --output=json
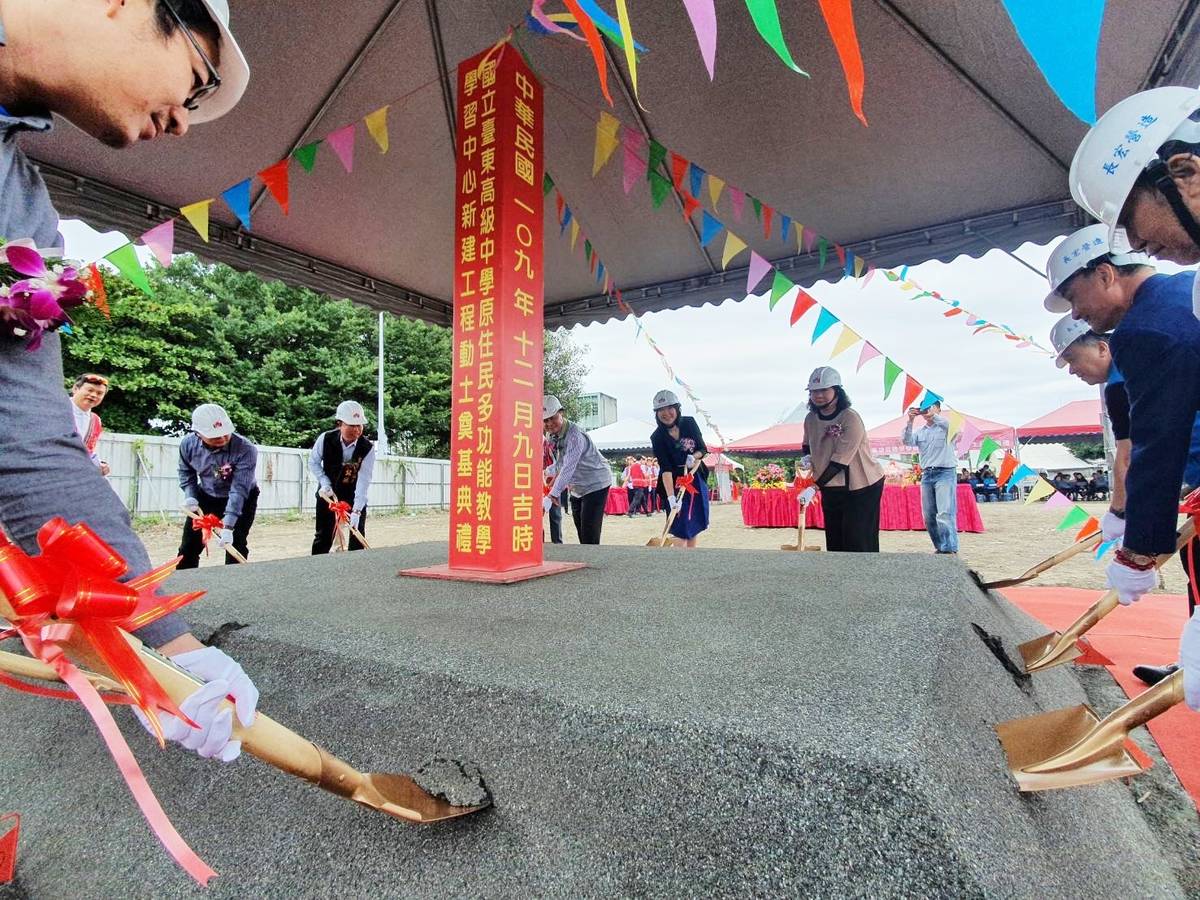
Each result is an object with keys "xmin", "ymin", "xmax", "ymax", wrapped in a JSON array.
[
  {"xmin": 328, "ymin": 499, "xmax": 352, "ymax": 527},
  {"xmin": 562, "ymin": 0, "xmax": 613, "ymax": 105},
  {"xmin": 0, "ymin": 519, "xmax": 214, "ymax": 884},
  {"xmin": 190, "ymin": 513, "xmax": 223, "ymax": 556},
  {"xmin": 817, "ymin": 0, "xmax": 868, "ymax": 126}
]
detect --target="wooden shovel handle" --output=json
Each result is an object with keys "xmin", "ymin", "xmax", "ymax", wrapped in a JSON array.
[
  {"xmin": 181, "ymin": 507, "xmax": 248, "ymax": 564},
  {"xmin": 1021, "ymin": 532, "xmax": 1103, "ymax": 578},
  {"xmin": 654, "ymin": 457, "xmax": 701, "ymax": 548}
]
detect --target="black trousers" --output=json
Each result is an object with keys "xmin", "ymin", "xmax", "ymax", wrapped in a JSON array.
[
  {"xmin": 1180, "ymin": 545, "xmax": 1199, "ymax": 617},
  {"xmin": 177, "ymin": 486, "xmax": 259, "ymax": 568},
  {"xmin": 547, "ymin": 488, "xmax": 568, "ymax": 544},
  {"xmin": 570, "ymin": 487, "xmax": 610, "ymax": 545},
  {"xmin": 312, "ymin": 494, "xmax": 368, "ymax": 554},
  {"xmin": 819, "ymin": 478, "xmax": 884, "ymax": 553},
  {"xmin": 628, "ymin": 486, "xmax": 648, "ymax": 515}
]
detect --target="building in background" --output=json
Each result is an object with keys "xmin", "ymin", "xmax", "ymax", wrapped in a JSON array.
[{"xmin": 578, "ymin": 392, "xmax": 618, "ymax": 431}]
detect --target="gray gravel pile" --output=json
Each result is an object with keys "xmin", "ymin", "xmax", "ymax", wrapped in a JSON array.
[{"xmin": 0, "ymin": 544, "xmax": 1188, "ymax": 898}]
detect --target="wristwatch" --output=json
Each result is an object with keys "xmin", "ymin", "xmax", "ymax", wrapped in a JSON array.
[
  {"xmin": 1115, "ymin": 547, "xmax": 1155, "ymax": 570},
  {"xmin": 1108, "ymin": 508, "xmax": 1125, "ymax": 519}
]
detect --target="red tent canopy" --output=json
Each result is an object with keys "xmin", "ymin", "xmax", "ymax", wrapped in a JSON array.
[
  {"xmin": 724, "ymin": 423, "xmax": 808, "ymax": 455},
  {"xmin": 1018, "ymin": 399, "xmax": 1102, "ymax": 441},
  {"xmin": 867, "ymin": 412, "xmax": 1017, "ymax": 455}
]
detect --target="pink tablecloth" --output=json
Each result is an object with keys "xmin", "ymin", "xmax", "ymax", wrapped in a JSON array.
[
  {"xmin": 605, "ymin": 488, "xmax": 661, "ymax": 515},
  {"xmin": 740, "ymin": 484, "xmax": 983, "ymax": 532}
]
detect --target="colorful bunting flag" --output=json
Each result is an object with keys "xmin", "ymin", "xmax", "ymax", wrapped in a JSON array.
[
  {"xmin": 811, "ymin": 307, "xmax": 839, "ymax": 343},
  {"xmin": 750, "ymin": 196, "xmax": 763, "ymax": 222},
  {"xmin": 817, "ymin": 237, "xmax": 828, "ymax": 268},
  {"xmin": 364, "ymin": 105, "xmax": 390, "ymax": 153},
  {"xmin": 700, "ymin": 211, "xmax": 723, "ymax": 246},
  {"xmin": 689, "ymin": 163, "xmax": 704, "ymax": 198},
  {"xmin": 744, "ymin": 0, "xmax": 808, "ymax": 74},
  {"xmin": 1024, "ymin": 477, "xmax": 1057, "ymax": 504},
  {"xmin": 563, "ymin": 0, "xmax": 614, "ymax": 105},
  {"xmin": 769, "ymin": 269, "xmax": 795, "ymax": 309},
  {"xmin": 649, "ymin": 170, "xmax": 673, "ymax": 208},
  {"xmin": 570, "ymin": 219, "xmax": 580, "ymax": 252},
  {"xmin": 1044, "ymin": 491, "xmax": 1074, "ymax": 511},
  {"xmin": 614, "ymin": 0, "xmax": 643, "ymax": 107},
  {"xmin": 1000, "ymin": 0, "xmax": 1103, "ymax": 123},
  {"xmin": 748, "ymin": 251, "xmax": 772, "ymax": 293},
  {"xmin": 139, "ymin": 219, "xmax": 175, "ymax": 267},
  {"xmin": 762, "ymin": 204, "xmax": 774, "ymax": 239},
  {"xmin": 976, "ymin": 436, "xmax": 1000, "ymax": 463},
  {"xmin": 1056, "ymin": 505, "xmax": 1091, "ymax": 532},
  {"xmin": 1076, "ymin": 516, "xmax": 1101, "ymax": 541},
  {"xmin": 708, "ymin": 174, "xmax": 725, "ymax": 210},
  {"xmin": 901, "ymin": 375, "xmax": 923, "ymax": 412},
  {"xmin": 221, "ymin": 179, "xmax": 252, "ymax": 231},
  {"xmin": 669, "ymin": 152, "xmax": 689, "ymax": 190},
  {"xmin": 104, "ymin": 243, "xmax": 152, "ymax": 296},
  {"xmin": 817, "ymin": 0, "xmax": 868, "ymax": 125},
  {"xmin": 682, "ymin": 0, "xmax": 718, "ymax": 79},
  {"xmin": 648, "ymin": 139, "xmax": 667, "ymax": 175},
  {"xmin": 945, "ymin": 409, "xmax": 964, "ymax": 442},
  {"xmin": 954, "ymin": 419, "xmax": 982, "ymax": 455},
  {"xmin": 882, "ymin": 358, "xmax": 902, "ymax": 399},
  {"xmin": 293, "ymin": 141, "xmax": 320, "ymax": 173},
  {"xmin": 721, "ymin": 231, "xmax": 747, "ymax": 268},
  {"xmin": 856, "ymin": 341, "xmax": 881, "ymax": 372},
  {"xmin": 996, "ymin": 452, "xmax": 1018, "ymax": 487},
  {"xmin": 258, "ymin": 159, "xmax": 290, "ymax": 215},
  {"xmin": 179, "ymin": 200, "xmax": 212, "ymax": 242},
  {"xmin": 830, "ymin": 325, "xmax": 861, "ymax": 358},
  {"xmin": 623, "ymin": 130, "xmax": 647, "ymax": 194},
  {"xmin": 593, "ymin": 111, "xmax": 621, "ymax": 175},
  {"xmin": 326, "ymin": 123, "xmax": 357, "ymax": 173},
  {"xmin": 790, "ymin": 288, "xmax": 817, "ymax": 325},
  {"xmin": 729, "ymin": 186, "xmax": 745, "ymax": 222},
  {"xmin": 780, "ymin": 214, "xmax": 792, "ymax": 243},
  {"xmin": 1007, "ymin": 463, "xmax": 1036, "ymax": 485}
]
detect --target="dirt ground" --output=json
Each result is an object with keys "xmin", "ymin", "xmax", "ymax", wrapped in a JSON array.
[{"xmin": 135, "ymin": 498, "xmax": 1190, "ymax": 596}]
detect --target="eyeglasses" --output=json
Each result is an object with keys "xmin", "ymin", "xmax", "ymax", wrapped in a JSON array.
[{"xmin": 161, "ymin": 1, "xmax": 221, "ymax": 112}]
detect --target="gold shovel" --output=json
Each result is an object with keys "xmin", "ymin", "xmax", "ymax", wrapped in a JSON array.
[
  {"xmin": 995, "ymin": 668, "xmax": 1183, "ymax": 791},
  {"xmin": 0, "ymin": 633, "xmax": 489, "ymax": 824},
  {"xmin": 972, "ymin": 531, "xmax": 1102, "ymax": 591},
  {"xmin": 1019, "ymin": 520, "xmax": 1195, "ymax": 673},
  {"xmin": 647, "ymin": 458, "xmax": 701, "ymax": 548},
  {"xmin": 780, "ymin": 497, "xmax": 820, "ymax": 552}
]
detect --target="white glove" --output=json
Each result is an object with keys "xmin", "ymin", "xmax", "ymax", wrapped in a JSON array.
[
  {"xmin": 1106, "ymin": 557, "xmax": 1158, "ymax": 606},
  {"xmin": 318, "ymin": 487, "xmax": 336, "ymax": 503},
  {"xmin": 542, "ymin": 495, "xmax": 553, "ymax": 513},
  {"xmin": 668, "ymin": 494, "xmax": 681, "ymax": 511},
  {"xmin": 183, "ymin": 497, "xmax": 201, "ymax": 514},
  {"xmin": 135, "ymin": 647, "xmax": 258, "ymax": 761},
  {"xmin": 349, "ymin": 511, "xmax": 362, "ymax": 530},
  {"xmin": 798, "ymin": 486, "xmax": 816, "ymax": 506},
  {"xmin": 544, "ymin": 463, "xmax": 557, "ymax": 478},
  {"xmin": 799, "ymin": 455, "xmax": 812, "ymax": 470},
  {"xmin": 218, "ymin": 527, "xmax": 234, "ymax": 546},
  {"xmin": 685, "ymin": 454, "xmax": 697, "ymax": 468},
  {"xmin": 1101, "ymin": 511, "xmax": 1126, "ymax": 543},
  {"xmin": 1180, "ymin": 610, "xmax": 1200, "ymax": 710}
]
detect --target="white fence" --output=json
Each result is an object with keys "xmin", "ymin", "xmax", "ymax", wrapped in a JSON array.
[{"xmin": 95, "ymin": 432, "xmax": 450, "ymax": 519}]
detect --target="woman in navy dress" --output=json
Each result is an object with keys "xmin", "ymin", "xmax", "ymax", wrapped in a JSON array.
[{"xmin": 650, "ymin": 390, "xmax": 710, "ymax": 547}]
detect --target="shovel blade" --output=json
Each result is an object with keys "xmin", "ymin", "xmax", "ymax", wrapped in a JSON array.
[
  {"xmin": 995, "ymin": 704, "xmax": 1148, "ymax": 791},
  {"xmin": 780, "ymin": 544, "xmax": 799, "ymax": 551},
  {"xmin": 356, "ymin": 772, "xmax": 491, "ymax": 823},
  {"xmin": 1018, "ymin": 631, "xmax": 1083, "ymax": 672}
]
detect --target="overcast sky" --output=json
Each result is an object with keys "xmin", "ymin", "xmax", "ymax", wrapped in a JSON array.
[{"xmin": 61, "ymin": 220, "xmax": 1194, "ymax": 445}]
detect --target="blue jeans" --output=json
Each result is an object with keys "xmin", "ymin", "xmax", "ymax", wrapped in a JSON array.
[{"xmin": 921, "ymin": 467, "xmax": 958, "ymax": 552}]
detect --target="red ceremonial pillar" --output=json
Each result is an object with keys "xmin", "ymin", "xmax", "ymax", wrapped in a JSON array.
[{"xmin": 402, "ymin": 42, "xmax": 584, "ymax": 583}]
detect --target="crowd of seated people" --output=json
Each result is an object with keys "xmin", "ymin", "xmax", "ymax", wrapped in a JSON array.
[{"xmin": 1044, "ymin": 470, "xmax": 1108, "ymax": 501}]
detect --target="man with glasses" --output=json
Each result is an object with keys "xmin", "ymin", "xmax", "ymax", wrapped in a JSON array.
[
  {"xmin": 1044, "ymin": 223, "xmax": 1200, "ymax": 708},
  {"xmin": 0, "ymin": 1, "xmax": 259, "ymax": 760}
]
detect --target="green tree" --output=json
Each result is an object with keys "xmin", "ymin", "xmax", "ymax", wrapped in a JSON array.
[{"xmin": 543, "ymin": 328, "xmax": 590, "ymax": 419}]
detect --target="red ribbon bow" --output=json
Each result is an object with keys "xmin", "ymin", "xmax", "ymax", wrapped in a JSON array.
[
  {"xmin": 190, "ymin": 513, "xmax": 223, "ymax": 555},
  {"xmin": 328, "ymin": 499, "xmax": 352, "ymax": 526},
  {"xmin": 0, "ymin": 519, "xmax": 214, "ymax": 884}
]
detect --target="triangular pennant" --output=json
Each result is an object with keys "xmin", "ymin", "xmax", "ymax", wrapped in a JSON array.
[
  {"xmin": 817, "ymin": 237, "xmax": 828, "ymax": 268},
  {"xmin": 669, "ymin": 152, "xmax": 689, "ymax": 190},
  {"xmin": 555, "ymin": 191, "xmax": 565, "ymax": 223},
  {"xmin": 744, "ymin": 0, "xmax": 809, "ymax": 74},
  {"xmin": 258, "ymin": 159, "xmax": 290, "ymax": 215},
  {"xmin": 1056, "ymin": 505, "xmax": 1091, "ymax": 532},
  {"xmin": 593, "ymin": 111, "xmax": 621, "ymax": 176},
  {"xmin": 104, "ymin": 242, "xmax": 153, "ymax": 296},
  {"xmin": 1008, "ymin": 464, "xmax": 1036, "ymax": 485},
  {"xmin": 325, "ymin": 123, "xmax": 356, "ymax": 173},
  {"xmin": 976, "ymin": 436, "xmax": 1000, "ymax": 463},
  {"xmin": 882, "ymin": 358, "xmax": 903, "ymax": 399},
  {"xmin": 862, "ymin": 265, "xmax": 876, "ymax": 287},
  {"xmin": 945, "ymin": 409, "xmax": 964, "ymax": 441},
  {"xmin": 762, "ymin": 204, "xmax": 774, "ymax": 239},
  {"xmin": 834, "ymin": 243, "xmax": 847, "ymax": 267},
  {"xmin": 364, "ymin": 105, "xmax": 390, "ymax": 153},
  {"xmin": 596, "ymin": 260, "xmax": 606, "ymax": 284},
  {"xmin": 748, "ymin": 251, "xmax": 772, "ymax": 293},
  {"xmin": 1024, "ymin": 477, "xmax": 1058, "ymax": 504},
  {"xmin": 584, "ymin": 239, "xmax": 593, "ymax": 263},
  {"xmin": 179, "ymin": 200, "xmax": 212, "ymax": 242},
  {"xmin": 293, "ymin": 141, "xmax": 320, "ymax": 173},
  {"xmin": 769, "ymin": 269, "xmax": 795, "ymax": 309},
  {"xmin": 560, "ymin": 205, "xmax": 573, "ymax": 235},
  {"xmin": 853, "ymin": 256, "xmax": 866, "ymax": 278},
  {"xmin": 729, "ymin": 186, "xmax": 745, "ymax": 221},
  {"xmin": 1095, "ymin": 538, "xmax": 1118, "ymax": 559},
  {"xmin": 901, "ymin": 375, "xmax": 923, "ymax": 412},
  {"xmin": 920, "ymin": 389, "xmax": 944, "ymax": 408},
  {"xmin": 721, "ymin": 231, "xmax": 748, "ymax": 268},
  {"xmin": 1044, "ymin": 490, "xmax": 1074, "ymax": 511},
  {"xmin": 570, "ymin": 219, "xmax": 580, "ymax": 251},
  {"xmin": 830, "ymin": 325, "xmax": 861, "ymax": 358},
  {"xmin": 543, "ymin": 172, "xmax": 555, "ymax": 196},
  {"xmin": 221, "ymin": 178, "xmax": 252, "ymax": 231},
  {"xmin": 622, "ymin": 129, "xmax": 647, "ymax": 194},
  {"xmin": 780, "ymin": 214, "xmax": 792, "ymax": 243},
  {"xmin": 683, "ymin": 0, "xmax": 718, "ymax": 79},
  {"xmin": 843, "ymin": 250, "xmax": 855, "ymax": 278},
  {"xmin": 954, "ymin": 420, "xmax": 982, "ymax": 455},
  {"xmin": 817, "ymin": 0, "xmax": 868, "ymax": 125},
  {"xmin": 811, "ymin": 307, "xmax": 838, "ymax": 343},
  {"xmin": 648, "ymin": 139, "xmax": 667, "ymax": 175},
  {"xmin": 139, "ymin": 219, "xmax": 175, "ymax": 267},
  {"xmin": 708, "ymin": 174, "xmax": 725, "ymax": 209},
  {"xmin": 856, "ymin": 342, "xmax": 881, "ymax": 371},
  {"xmin": 564, "ymin": 0, "xmax": 614, "ymax": 104},
  {"xmin": 804, "ymin": 227, "xmax": 816, "ymax": 252},
  {"xmin": 689, "ymin": 163, "xmax": 704, "ymax": 198},
  {"xmin": 996, "ymin": 452, "xmax": 1019, "ymax": 487},
  {"xmin": 700, "ymin": 211, "xmax": 723, "ymax": 246},
  {"xmin": 751, "ymin": 196, "xmax": 763, "ymax": 221},
  {"xmin": 681, "ymin": 193, "xmax": 701, "ymax": 220},
  {"xmin": 649, "ymin": 170, "xmax": 673, "ymax": 208},
  {"xmin": 790, "ymin": 288, "xmax": 817, "ymax": 325}
]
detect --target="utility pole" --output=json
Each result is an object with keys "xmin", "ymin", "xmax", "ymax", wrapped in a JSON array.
[{"xmin": 377, "ymin": 310, "xmax": 389, "ymax": 456}]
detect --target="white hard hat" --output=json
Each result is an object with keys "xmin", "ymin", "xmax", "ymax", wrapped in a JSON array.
[
  {"xmin": 335, "ymin": 400, "xmax": 367, "ymax": 425},
  {"xmin": 1043, "ymin": 224, "xmax": 1149, "ymax": 312},
  {"xmin": 652, "ymin": 390, "xmax": 680, "ymax": 411},
  {"xmin": 1049, "ymin": 314, "xmax": 1093, "ymax": 368},
  {"xmin": 1069, "ymin": 86, "xmax": 1200, "ymax": 243},
  {"xmin": 191, "ymin": 402, "xmax": 233, "ymax": 439},
  {"xmin": 188, "ymin": 0, "xmax": 251, "ymax": 124},
  {"xmin": 807, "ymin": 366, "xmax": 842, "ymax": 391},
  {"xmin": 542, "ymin": 395, "xmax": 563, "ymax": 419}
]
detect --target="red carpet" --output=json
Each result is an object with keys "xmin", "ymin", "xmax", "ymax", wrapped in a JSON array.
[{"xmin": 1002, "ymin": 587, "xmax": 1199, "ymax": 806}]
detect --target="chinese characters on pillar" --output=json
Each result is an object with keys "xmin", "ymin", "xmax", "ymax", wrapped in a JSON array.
[{"xmin": 450, "ymin": 44, "xmax": 545, "ymax": 571}]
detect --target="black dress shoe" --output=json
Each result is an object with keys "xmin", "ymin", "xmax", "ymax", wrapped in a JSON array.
[{"xmin": 1132, "ymin": 663, "xmax": 1179, "ymax": 686}]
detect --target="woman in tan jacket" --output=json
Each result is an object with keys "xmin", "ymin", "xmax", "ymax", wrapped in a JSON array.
[{"xmin": 800, "ymin": 367, "xmax": 885, "ymax": 552}]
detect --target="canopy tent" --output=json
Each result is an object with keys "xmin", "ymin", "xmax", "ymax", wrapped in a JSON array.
[
  {"xmin": 1017, "ymin": 442, "xmax": 1100, "ymax": 475},
  {"xmin": 866, "ymin": 412, "xmax": 1017, "ymax": 456},
  {"xmin": 702, "ymin": 452, "xmax": 743, "ymax": 471},
  {"xmin": 587, "ymin": 417, "xmax": 656, "ymax": 453},
  {"xmin": 27, "ymin": 2, "xmax": 1200, "ymax": 328},
  {"xmin": 1018, "ymin": 399, "xmax": 1103, "ymax": 442},
  {"xmin": 723, "ymin": 423, "xmax": 807, "ymax": 457}
]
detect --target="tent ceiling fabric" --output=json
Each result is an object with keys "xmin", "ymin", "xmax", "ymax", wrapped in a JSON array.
[{"xmin": 25, "ymin": 0, "xmax": 1200, "ymax": 328}]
